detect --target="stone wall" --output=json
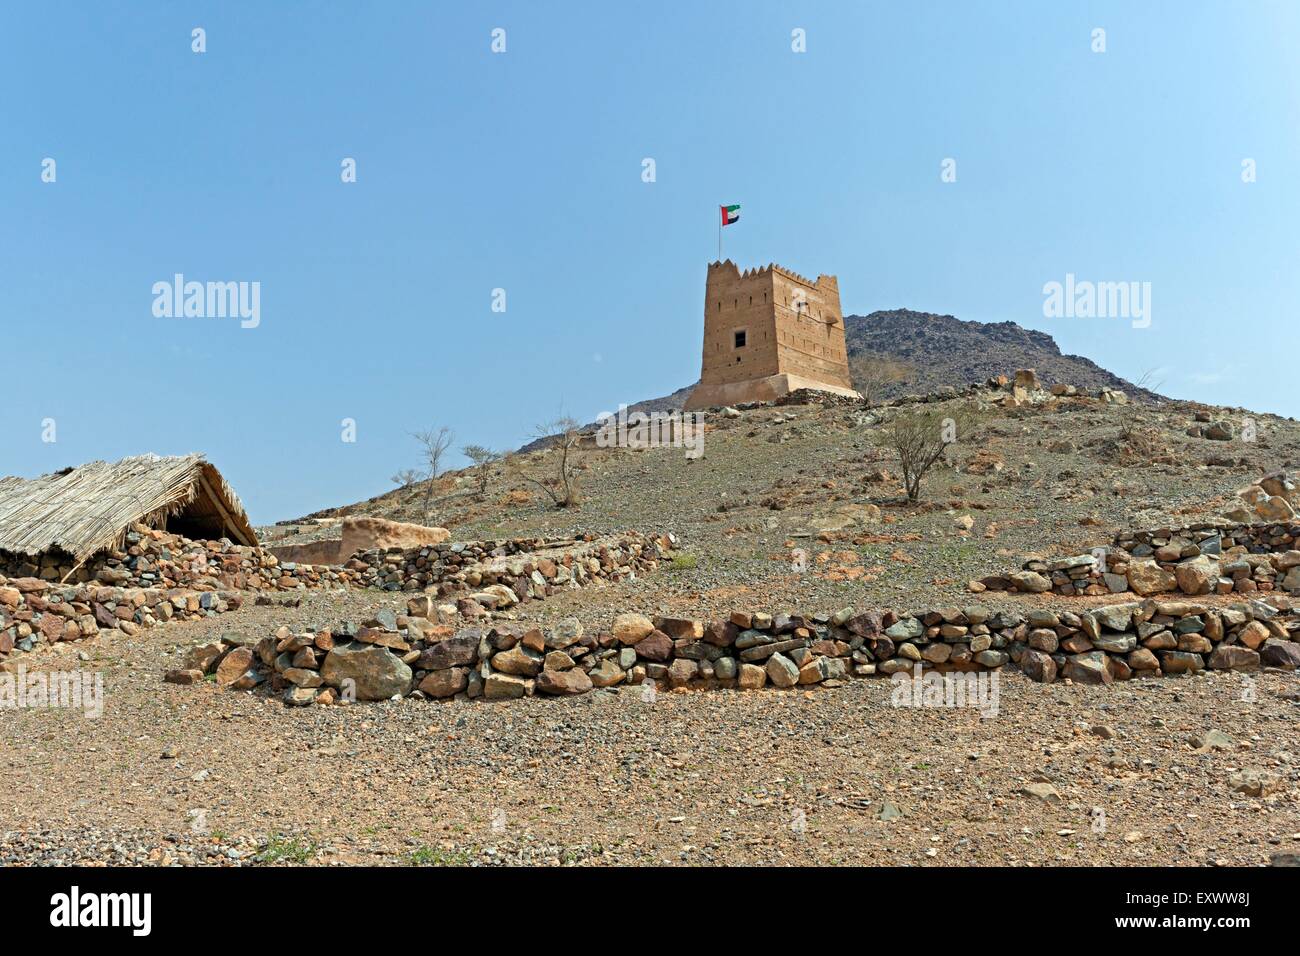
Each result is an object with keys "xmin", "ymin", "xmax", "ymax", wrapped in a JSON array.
[
  {"xmin": 0, "ymin": 525, "xmax": 354, "ymax": 591},
  {"xmin": 978, "ymin": 521, "xmax": 1300, "ymax": 598},
  {"xmin": 177, "ymin": 597, "xmax": 1300, "ymax": 706},
  {"xmin": 1, "ymin": 574, "xmax": 244, "ymax": 663},
  {"xmin": 342, "ymin": 532, "xmax": 672, "ymax": 600}
]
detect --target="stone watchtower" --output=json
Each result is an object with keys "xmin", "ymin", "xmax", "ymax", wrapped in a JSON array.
[{"xmin": 683, "ymin": 260, "xmax": 861, "ymax": 410}]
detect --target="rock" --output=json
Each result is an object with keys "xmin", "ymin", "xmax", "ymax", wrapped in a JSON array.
[
  {"xmin": 1207, "ymin": 645, "xmax": 1259, "ymax": 671},
  {"xmin": 1175, "ymin": 556, "xmax": 1219, "ymax": 596},
  {"xmin": 1019, "ymin": 649, "xmax": 1057, "ymax": 683},
  {"xmin": 1260, "ymin": 639, "xmax": 1300, "ymax": 669},
  {"xmin": 765, "ymin": 652, "xmax": 799, "ymax": 688},
  {"xmin": 320, "ymin": 643, "xmax": 413, "ymax": 700},
  {"xmin": 1021, "ymin": 781, "xmax": 1061, "ymax": 803},
  {"xmin": 633, "ymin": 630, "xmax": 673, "ymax": 663},
  {"xmin": 340, "ymin": 516, "xmax": 450, "ymax": 560},
  {"xmin": 1127, "ymin": 560, "xmax": 1177, "ymax": 596},
  {"xmin": 536, "ymin": 668, "xmax": 593, "ymax": 696},
  {"xmin": 1008, "ymin": 571, "xmax": 1051, "ymax": 593},
  {"xmin": 418, "ymin": 632, "xmax": 479, "ymax": 669},
  {"xmin": 1194, "ymin": 729, "xmax": 1234, "ymax": 752},
  {"xmin": 483, "ymin": 672, "xmax": 528, "ymax": 700},
  {"xmin": 921, "ymin": 642, "xmax": 951, "ymax": 663},
  {"xmin": 1013, "ymin": 368, "xmax": 1041, "ymax": 391},
  {"xmin": 1127, "ymin": 647, "xmax": 1160, "ymax": 671},
  {"xmin": 653, "ymin": 616, "xmax": 704, "ymax": 640},
  {"xmin": 283, "ymin": 668, "xmax": 323, "ymax": 688},
  {"xmin": 1236, "ymin": 621, "xmax": 1269, "ymax": 650},
  {"xmin": 492, "ymin": 645, "xmax": 543, "ymax": 677},
  {"xmin": 667, "ymin": 658, "xmax": 698, "ymax": 687},
  {"xmin": 1203, "ymin": 421, "xmax": 1234, "ymax": 441},
  {"xmin": 1092, "ymin": 632, "xmax": 1137, "ymax": 654},
  {"xmin": 544, "ymin": 650, "xmax": 575, "ymax": 671},
  {"xmin": 164, "ymin": 668, "xmax": 204, "ymax": 685},
  {"xmin": 284, "ymin": 687, "xmax": 317, "ymax": 707},
  {"xmin": 214, "ymin": 647, "xmax": 256, "ymax": 687},
  {"xmin": 545, "ymin": 617, "xmax": 584, "ymax": 649},
  {"xmin": 1062, "ymin": 651, "xmax": 1113, "ymax": 685},
  {"xmin": 953, "ymin": 514, "xmax": 974, "ymax": 531},
  {"xmin": 884, "ymin": 617, "xmax": 923, "ymax": 640},
  {"xmin": 973, "ymin": 649, "xmax": 1008, "ymax": 668},
  {"xmin": 612, "ymin": 613, "xmax": 655, "ymax": 645},
  {"xmin": 737, "ymin": 662, "xmax": 767, "ymax": 689},
  {"xmin": 1158, "ymin": 650, "xmax": 1205, "ymax": 674},
  {"xmin": 419, "ymin": 667, "xmax": 468, "ymax": 698},
  {"xmin": 1027, "ymin": 629, "xmax": 1059, "ymax": 653},
  {"xmin": 714, "ymin": 657, "xmax": 737, "ymax": 681},
  {"xmin": 588, "ymin": 660, "xmax": 625, "ymax": 687},
  {"xmin": 1230, "ymin": 770, "xmax": 1281, "ymax": 797},
  {"xmin": 1255, "ymin": 495, "xmax": 1295, "ymax": 521},
  {"xmin": 184, "ymin": 641, "xmax": 227, "ymax": 674},
  {"xmin": 1093, "ymin": 604, "xmax": 1137, "ymax": 631}
]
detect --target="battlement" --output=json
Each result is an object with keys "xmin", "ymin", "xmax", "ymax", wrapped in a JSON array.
[{"xmin": 708, "ymin": 259, "xmax": 837, "ymax": 291}]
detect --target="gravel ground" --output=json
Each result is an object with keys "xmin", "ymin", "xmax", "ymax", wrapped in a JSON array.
[
  {"xmin": 3, "ymin": 587, "xmax": 1299, "ymax": 867},
  {"xmin": 6, "ymin": 396, "xmax": 1300, "ymax": 866}
]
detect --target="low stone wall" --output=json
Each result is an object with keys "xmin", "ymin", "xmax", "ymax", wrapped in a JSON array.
[
  {"xmin": 978, "ymin": 522, "xmax": 1300, "ymax": 598},
  {"xmin": 1114, "ymin": 521, "xmax": 1300, "ymax": 556},
  {"xmin": 341, "ymin": 532, "xmax": 673, "ymax": 598},
  {"xmin": 0, "ymin": 525, "xmax": 354, "ymax": 591},
  {"xmin": 1, "ymin": 574, "xmax": 244, "ymax": 665},
  {"xmin": 175, "ymin": 597, "xmax": 1300, "ymax": 705}
]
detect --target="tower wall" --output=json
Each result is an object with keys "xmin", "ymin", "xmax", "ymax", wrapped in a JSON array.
[{"xmin": 685, "ymin": 260, "xmax": 859, "ymax": 410}]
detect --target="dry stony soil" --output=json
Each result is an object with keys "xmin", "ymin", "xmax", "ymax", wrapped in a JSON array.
[{"xmin": 5, "ymin": 394, "xmax": 1300, "ymax": 867}]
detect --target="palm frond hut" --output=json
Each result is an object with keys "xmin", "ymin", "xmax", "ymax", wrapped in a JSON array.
[{"xmin": 0, "ymin": 454, "xmax": 257, "ymax": 566}]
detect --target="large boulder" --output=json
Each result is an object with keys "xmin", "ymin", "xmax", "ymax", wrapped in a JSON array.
[
  {"xmin": 340, "ymin": 516, "xmax": 450, "ymax": 560},
  {"xmin": 418, "ymin": 667, "xmax": 468, "ymax": 698},
  {"xmin": 1062, "ymin": 651, "xmax": 1113, "ymax": 685},
  {"xmin": 1019, "ymin": 649, "xmax": 1057, "ymax": 683},
  {"xmin": 321, "ymin": 643, "xmax": 412, "ymax": 700},
  {"xmin": 1207, "ymin": 645, "xmax": 1260, "ymax": 671},
  {"xmin": 1256, "ymin": 496, "xmax": 1296, "ymax": 521},
  {"xmin": 1175, "ymin": 556, "xmax": 1219, "ymax": 596},
  {"xmin": 1260, "ymin": 639, "xmax": 1300, "ymax": 669},
  {"xmin": 612, "ymin": 613, "xmax": 655, "ymax": 645},
  {"xmin": 535, "ymin": 668, "xmax": 593, "ymax": 696},
  {"xmin": 417, "ymin": 631, "xmax": 480, "ymax": 669},
  {"xmin": 492, "ymin": 645, "xmax": 543, "ymax": 677},
  {"xmin": 1127, "ymin": 560, "xmax": 1177, "ymax": 596}
]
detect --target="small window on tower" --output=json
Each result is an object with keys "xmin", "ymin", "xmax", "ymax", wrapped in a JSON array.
[{"xmin": 734, "ymin": 330, "xmax": 747, "ymax": 348}]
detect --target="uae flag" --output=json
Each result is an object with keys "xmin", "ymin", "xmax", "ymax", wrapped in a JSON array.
[{"xmin": 720, "ymin": 203, "xmax": 740, "ymax": 226}]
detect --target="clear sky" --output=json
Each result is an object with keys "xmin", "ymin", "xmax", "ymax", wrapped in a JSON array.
[{"xmin": 3, "ymin": 1, "xmax": 1298, "ymax": 524}]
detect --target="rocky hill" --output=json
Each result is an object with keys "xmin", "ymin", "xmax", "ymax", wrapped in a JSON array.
[{"xmin": 844, "ymin": 309, "xmax": 1160, "ymax": 402}]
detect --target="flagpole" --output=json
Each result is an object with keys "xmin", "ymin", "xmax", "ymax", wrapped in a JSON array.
[{"xmin": 717, "ymin": 210, "xmax": 721, "ymax": 262}]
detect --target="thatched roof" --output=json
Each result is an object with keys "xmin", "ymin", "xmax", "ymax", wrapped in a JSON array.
[{"xmin": 0, "ymin": 454, "xmax": 257, "ymax": 561}]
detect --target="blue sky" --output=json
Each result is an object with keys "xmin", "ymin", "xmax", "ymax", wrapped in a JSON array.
[{"xmin": 3, "ymin": 1, "xmax": 1298, "ymax": 524}]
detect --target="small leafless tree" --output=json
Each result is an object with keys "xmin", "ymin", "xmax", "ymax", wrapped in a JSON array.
[
  {"xmin": 390, "ymin": 468, "xmax": 421, "ymax": 489},
  {"xmin": 411, "ymin": 425, "xmax": 454, "ymax": 524},
  {"xmin": 877, "ymin": 402, "xmax": 982, "ymax": 502},
  {"xmin": 462, "ymin": 444, "xmax": 502, "ymax": 497},
  {"xmin": 851, "ymin": 353, "xmax": 913, "ymax": 405},
  {"xmin": 519, "ymin": 415, "xmax": 582, "ymax": 508}
]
